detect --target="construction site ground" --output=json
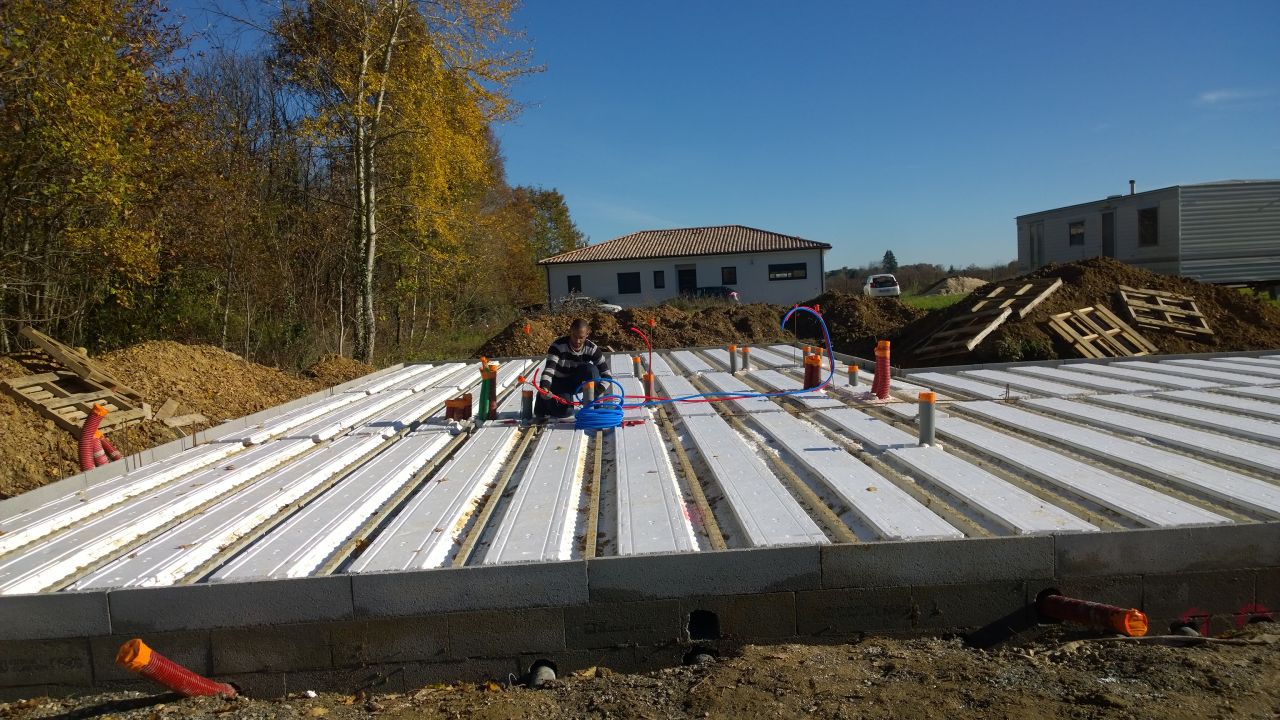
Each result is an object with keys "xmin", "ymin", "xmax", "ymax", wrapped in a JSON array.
[{"xmin": 2, "ymin": 626, "xmax": 1277, "ymax": 719}]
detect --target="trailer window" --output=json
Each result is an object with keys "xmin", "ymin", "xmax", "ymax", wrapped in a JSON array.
[
  {"xmin": 1069, "ymin": 221, "xmax": 1085, "ymax": 246},
  {"xmin": 1138, "ymin": 208, "xmax": 1159, "ymax": 247}
]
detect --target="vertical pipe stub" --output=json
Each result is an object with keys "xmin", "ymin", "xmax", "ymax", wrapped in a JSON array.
[
  {"xmin": 848, "ymin": 364, "xmax": 858, "ymax": 386},
  {"xmin": 918, "ymin": 391, "xmax": 937, "ymax": 446},
  {"xmin": 633, "ymin": 355, "xmax": 643, "ymax": 378},
  {"xmin": 582, "ymin": 381, "xmax": 595, "ymax": 405},
  {"xmin": 741, "ymin": 346, "xmax": 751, "ymax": 371},
  {"xmin": 728, "ymin": 344, "xmax": 738, "ymax": 374}
]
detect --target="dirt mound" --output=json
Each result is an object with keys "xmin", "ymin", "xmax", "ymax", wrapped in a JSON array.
[
  {"xmin": 478, "ymin": 304, "xmax": 797, "ymax": 357},
  {"xmin": 893, "ymin": 257, "xmax": 1280, "ymax": 366},
  {"xmin": 306, "ymin": 354, "xmax": 375, "ymax": 386},
  {"xmin": 1, "ymin": 342, "xmax": 333, "ymax": 499},
  {"xmin": 794, "ymin": 292, "xmax": 927, "ymax": 358},
  {"xmin": 923, "ymin": 276, "xmax": 988, "ymax": 296}
]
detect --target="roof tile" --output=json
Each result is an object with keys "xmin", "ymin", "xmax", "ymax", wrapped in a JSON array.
[{"xmin": 539, "ymin": 225, "xmax": 831, "ymax": 265}]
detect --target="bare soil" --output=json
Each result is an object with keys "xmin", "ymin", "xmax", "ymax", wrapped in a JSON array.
[
  {"xmin": 3, "ymin": 627, "xmax": 1277, "ymax": 720},
  {"xmin": 0, "ymin": 343, "xmax": 371, "ymax": 499},
  {"xmin": 923, "ymin": 276, "xmax": 989, "ymax": 296}
]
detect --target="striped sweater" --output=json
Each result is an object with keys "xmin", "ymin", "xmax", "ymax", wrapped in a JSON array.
[{"xmin": 539, "ymin": 336, "xmax": 611, "ymax": 389}]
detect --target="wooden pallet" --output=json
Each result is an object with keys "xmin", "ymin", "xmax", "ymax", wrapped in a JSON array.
[
  {"xmin": 969, "ymin": 278, "xmax": 1063, "ymax": 318},
  {"xmin": 914, "ymin": 307, "xmax": 1013, "ymax": 361},
  {"xmin": 1047, "ymin": 306, "xmax": 1159, "ymax": 359},
  {"xmin": 18, "ymin": 326, "xmax": 143, "ymax": 401},
  {"xmin": 1, "ymin": 372, "xmax": 150, "ymax": 434},
  {"xmin": 1118, "ymin": 285, "xmax": 1214, "ymax": 337}
]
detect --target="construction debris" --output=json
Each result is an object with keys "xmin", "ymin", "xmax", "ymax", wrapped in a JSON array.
[
  {"xmin": 1, "ymin": 371, "xmax": 149, "ymax": 435},
  {"xmin": 19, "ymin": 326, "xmax": 143, "ymax": 401},
  {"xmin": 1119, "ymin": 285, "xmax": 1214, "ymax": 337},
  {"xmin": 1046, "ymin": 306, "xmax": 1158, "ymax": 359},
  {"xmin": 969, "ymin": 277, "xmax": 1063, "ymax": 318},
  {"xmin": 912, "ymin": 307, "xmax": 1013, "ymax": 362}
]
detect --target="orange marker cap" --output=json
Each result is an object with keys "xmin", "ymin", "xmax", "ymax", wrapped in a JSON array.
[
  {"xmin": 116, "ymin": 639, "xmax": 153, "ymax": 672},
  {"xmin": 919, "ymin": 392, "xmax": 937, "ymax": 404}
]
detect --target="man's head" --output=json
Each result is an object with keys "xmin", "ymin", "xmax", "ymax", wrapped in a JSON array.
[{"xmin": 568, "ymin": 318, "xmax": 590, "ymax": 351}]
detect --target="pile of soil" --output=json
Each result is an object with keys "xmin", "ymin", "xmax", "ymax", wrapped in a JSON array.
[
  {"xmin": 306, "ymin": 354, "xmax": 375, "ymax": 386},
  {"xmin": 4, "ymin": 627, "xmax": 1277, "ymax": 719},
  {"xmin": 0, "ymin": 342, "xmax": 330, "ymax": 499},
  {"xmin": 477, "ymin": 304, "xmax": 798, "ymax": 358},
  {"xmin": 794, "ymin": 292, "xmax": 927, "ymax": 359},
  {"xmin": 892, "ymin": 257, "xmax": 1280, "ymax": 366},
  {"xmin": 923, "ymin": 276, "xmax": 988, "ymax": 296}
]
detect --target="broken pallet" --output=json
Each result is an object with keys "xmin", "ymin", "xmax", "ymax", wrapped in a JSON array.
[
  {"xmin": 1047, "ymin": 306, "xmax": 1158, "ymax": 359},
  {"xmin": 1, "ymin": 371, "xmax": 150, "ymax": 434},
  {"xmin": 913, "ymin": 307, "xmax": 1013, "ymax": 361},
  {"xmin": 19, "ymin": 326, "xmax": 144, "ymax": 401},
  {"xmin": 1118, "ymin": 285, "xmax": 1213, "ymax": 337},
  {"xmin": 969, "ymin": 277, "xmax": 1063, "ymax": 318}
]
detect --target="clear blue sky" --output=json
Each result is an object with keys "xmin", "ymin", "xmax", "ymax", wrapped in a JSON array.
[{"xmin": 170, "ymin": 1, "xmax": 1279, "ymax": 270}]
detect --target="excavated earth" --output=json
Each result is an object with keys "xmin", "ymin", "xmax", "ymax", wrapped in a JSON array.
[{"xmin": 1, "ymin": 627, "xmax": 1277, "ymax": 719}]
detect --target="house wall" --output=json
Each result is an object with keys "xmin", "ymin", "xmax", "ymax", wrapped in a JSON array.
[
  {"xmin": 1180, "ymin": 181, "xmax": 1280, "ymax": 283},
  {"xmin": 544, "ymin": 249, "xmax": 826, "ymax": 307},
  {"xmin": 1017, "ymin": 187, "xmax": 1181, "ymax": 275}
]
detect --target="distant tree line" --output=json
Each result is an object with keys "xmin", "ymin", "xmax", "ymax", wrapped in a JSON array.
[
  {"xmin": 826, "ymin": 255, "xmax": 1021, "ymax": 295},
  {"xmin": 0, "ymin": 0, "xmax": 581, "ymax": 367}
]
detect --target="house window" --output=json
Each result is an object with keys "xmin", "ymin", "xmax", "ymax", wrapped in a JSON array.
[
  {"xmin": 653, "ymin": 270, "xmax": 665, "ymax": 289},
  {"xmin": 768, "ymin": 262, "xmax": 807, "ymax": 280},
  {"xmin": 617, "ymin": 272, "xmax": 641, "ymax": 294},
  {"xmin": 1138, "ymin": 207, "xmax": 1159, "ymax": 246},
  {"xmin": 567, "ymin": 275, "xmax": 582, "ymax": 293},
  {"xmin": 721, "ymin": 266, "xmax": 737, "ymax": 285},
  {"xmin": 1068, "ymin": 221, "xmax": 1085, "ymax": 246}
]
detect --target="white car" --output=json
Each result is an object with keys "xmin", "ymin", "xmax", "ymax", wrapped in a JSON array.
[
  {"xmin": 551, "ymin": 295, "xmax": 622, "ymax": 313},
  {"xmin": 863, "ymin": 274, "xmax": 901, "ymax": 298}
]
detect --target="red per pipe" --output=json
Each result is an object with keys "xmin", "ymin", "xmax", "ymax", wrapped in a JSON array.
[
  {"xmin": 116, "ymin": 639, "xmax": 237, "ymax": 697},
  {"xmin": 1038, "ymin": 594, "xmax": 1148, "ymax": 637},
  {"xmin": 79, "ymin": 404, "xmax": 109, "ymax": 471},
  {"xmin": 100, "ymin": 434, "xmax": 123, "ymax": 461}
]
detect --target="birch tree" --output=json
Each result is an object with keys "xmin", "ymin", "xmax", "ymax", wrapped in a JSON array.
[{"xmin": 273, "ymin": 0, "xmax": 530, "ymax": 363}]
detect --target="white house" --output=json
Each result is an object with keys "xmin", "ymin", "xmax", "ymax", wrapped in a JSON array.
[
  {"xmin": 538, "ymin": 225, "xmax": 830, "ymax": 307},
  {"xmin": 1016, "ymin": 179, "xmax": 1280, "ymax": 285}
]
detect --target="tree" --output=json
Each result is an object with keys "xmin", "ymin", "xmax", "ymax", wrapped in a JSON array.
[
  {"xmin": 272, "ymin": 0, "xmax": 532, "ymax": 362},
  {"xmin": 882, "ymin": 250, "xmax": 899, "ymax": 274},
  {"xmin": 0, "ymin": 0, "xmax": 187, "ymax": 348}
]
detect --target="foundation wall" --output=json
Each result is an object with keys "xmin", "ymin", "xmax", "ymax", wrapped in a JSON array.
[{"xmin": 2, "ymin": 523, "xmax": 1276, "ymax": 700}]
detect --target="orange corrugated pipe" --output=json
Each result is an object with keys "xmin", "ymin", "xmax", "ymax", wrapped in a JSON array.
[
  {"xmin": 1038, "ymin": 594, "xmax": 1148, "ymax": 637},
  {"xmin": 116, "ymin": 639, "xmax": 237, "ymax": 697},
  {"xmin": 79, "ymin": 404, "xmax": 108, "ymax": 471}
]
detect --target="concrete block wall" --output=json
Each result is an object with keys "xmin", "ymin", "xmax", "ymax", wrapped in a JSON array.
[{"xmin": 1, "ymin": 523, "xmax": 1276, "ymax": 700}]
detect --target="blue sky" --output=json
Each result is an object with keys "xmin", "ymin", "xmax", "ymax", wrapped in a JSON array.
[{"xmin": 169, "ymin": 1, "xmax": 1279, "ymax": 269}]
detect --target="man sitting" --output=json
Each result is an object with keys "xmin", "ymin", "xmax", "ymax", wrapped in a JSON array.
[{"xmin": 536, "ymin": 318, "xmax": 612, "ymax": 418}]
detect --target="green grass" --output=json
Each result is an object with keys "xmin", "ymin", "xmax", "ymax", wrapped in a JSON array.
[
  {"xmin": 901, "ymin": 294, "xmax": 969, "ymax": 311},
  {"xmin": 1237, "ymin": 287, "xmax": 1280, "ymax": 308}
]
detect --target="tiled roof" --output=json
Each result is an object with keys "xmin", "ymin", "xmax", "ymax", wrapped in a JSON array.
[{"xmin": 538, "ymin": 225, "xmax": 831, "ymax": 265}]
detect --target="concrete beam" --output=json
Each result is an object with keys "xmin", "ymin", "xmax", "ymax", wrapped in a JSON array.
[
  {"xmin": 821, "ymin": 536, "xmax": 1055, "ymax": 589},
  {"xmin": 0, "ymin": 590, "xmax": 110, "ymax": 641},
  {"xmin": 351, "ymin": 561, "xmax": 587, "ymax": 617},
  {"xmin": 586, "ymin": 546, "xmax": 822, "ymax": 602},
  {"xmin": 109, "ymin": 576, "xmax": 354, "ymax": 633},
  {"xmin": 1054, "ymin": 523, "xmax": 1280, "ymax": 577}
]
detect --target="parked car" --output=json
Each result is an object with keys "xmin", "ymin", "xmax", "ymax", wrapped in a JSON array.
[
  {"xmin": 863, "ymin": 274, "xmax": 901, "ymax": 298},
  {"xmin": 550, "ymin": 295, "xmax": 622, "ymax": 313}
]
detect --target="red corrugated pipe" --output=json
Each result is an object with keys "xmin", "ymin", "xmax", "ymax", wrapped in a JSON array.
[
  {"xmin": 116, "ymin": 639, "xmax": 237, "ymax": 697},
  {"xmin": 98, "ymin": 431, "xmax": 123, "ymax": 461},
  {"xmin": 79, "ymin": 404, "xmax": 109, "ymax": 471}
]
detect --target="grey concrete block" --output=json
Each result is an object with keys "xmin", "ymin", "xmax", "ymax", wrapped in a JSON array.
[
  {"xmin": 89, "ymin": 631, "xmax": 211, "ymax": 682},
  {"xmin": 109, "ymin": 576, "xmax": 354, "ymax": 632},
  {"xmin": 912, "ymin": 581, "xmax": 1027, "ymax": 630},
  {"xmin": 678, "ymin": 592, "xmax": 797, "ymax": 640},
  {"xmin": 211, "ymin": 624, "xmax": 334, "ymax": 674},
  {"xmin": 1255, "ymin": 567, "xmax": 1280, "ymax": 612},
  {"xmin": 448, "ymin": 607, "xmax": 565, "ymax": 659},
  {"xmin": 795, "ymin": 587, "xmax": 914, "ymax": 637},
  {"xmin": 1039, "ymin": 575, "xmax": 1144, "ymax": 615},
  {"xmin": 1056, "ymin": 523, "xmax": 1280, "ymax": 578},
  {"xmin": 351, "ymin": 561, "xmax": 587, "ymax": 618},
  {"xmin": 586, "ymin": 546, "xmax": 821, "ymax": 603},
  {"xmin": 0, "ymin": 638, "xmax": 92, "ymax": 687},
  {"xmin": 0, "ymin": 590, "xmax": 111, "ymax": 641},
  {"xmin": 821, "ymin": 536, "xmax": 1054, "ymax": 589},
  {"xmin": 331, "ymin": 616, "xmax": 450, "ymax": 666},
  {"xmin": 285, "ymin": 664, "xmax": 407, "ymax": 696},
  {"xmin": 565, "ymin": 600, "xmax": 683, "ymax": 649},
  {"xmin": 221, "ymin": 672, "xmax": 286, "ymax": 699},
  {"xmin": 400, "ymin": 657, "xmax": 522, "ymax": 688},
  {"xmin": 1142, "ymin": 570, "xmax": 1256, "ymax": 623}
]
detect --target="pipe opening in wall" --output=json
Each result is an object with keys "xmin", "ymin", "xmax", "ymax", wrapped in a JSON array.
[
  {"xmin": 1033, "ymin": 587, "xmax": 1063, "ymax": 624},
  {"xmin": 687, "ymin": 610, "xmax": 721, "ymax": 641}
]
